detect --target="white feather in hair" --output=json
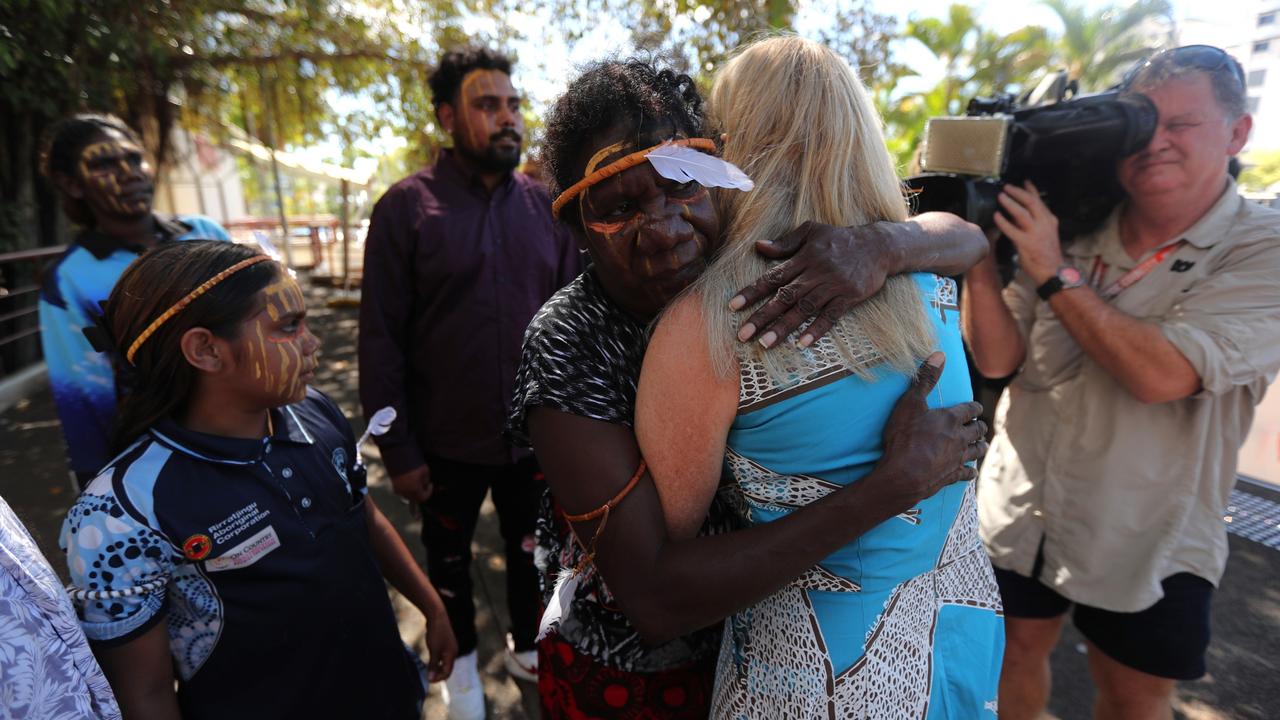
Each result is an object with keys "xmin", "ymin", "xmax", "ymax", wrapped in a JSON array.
[{"xmin": 646, "ymin": 143, "xmax": 754, "ymax": 191}]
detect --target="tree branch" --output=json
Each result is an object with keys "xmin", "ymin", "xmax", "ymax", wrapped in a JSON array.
[{"xmin": 182, "ymin": 49, "xmax": 405, "ymax": 69}]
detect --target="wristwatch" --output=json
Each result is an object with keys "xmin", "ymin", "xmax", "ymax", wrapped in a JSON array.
[{"xmin": 1036, "ymin": 266, "xmax": 1085, "ymax": 300}]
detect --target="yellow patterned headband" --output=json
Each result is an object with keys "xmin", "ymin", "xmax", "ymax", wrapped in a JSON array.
[
  {"xmin": 126, "ymin": 254, "xmax": 273, "ymax": 365},
  {"xmin": 551, "ymin": 137, "xmax": 717, "ymax": 219}
]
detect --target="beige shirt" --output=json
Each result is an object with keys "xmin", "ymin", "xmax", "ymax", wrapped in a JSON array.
[{"xmin": 978, "ymin": 179, "xmax": 1280, "ymax": 612}]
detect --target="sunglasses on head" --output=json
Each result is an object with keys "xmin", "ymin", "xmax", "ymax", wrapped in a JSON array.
[{"xmin": 1120, "ymin": 45, "xmax": 1246, "ymax": 90}]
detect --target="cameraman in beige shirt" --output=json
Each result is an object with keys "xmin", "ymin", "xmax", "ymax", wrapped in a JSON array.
[{"xmin": 962, "ymin": 46, "xmax": 1280, "ymax": 720}]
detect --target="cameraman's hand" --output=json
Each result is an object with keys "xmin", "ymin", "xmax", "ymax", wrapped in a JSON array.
[
  {"xmin": 869, "ymin": 353, "xmax": 988, "ymax": 517},
  {"xmin": 729, "ymin": 220, "xmax": 892, "ymax": 349},
  {"xmin": 994, "ymin": 181, "xmax": 1063, "ymax": 285}
]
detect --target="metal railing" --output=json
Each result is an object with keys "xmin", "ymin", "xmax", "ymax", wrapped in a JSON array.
[{"xmin": 0, "ymin": 246, "xmax": 64, "ymax": 379}]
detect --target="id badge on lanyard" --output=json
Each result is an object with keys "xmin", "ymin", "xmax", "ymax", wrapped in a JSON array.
[{"xmin": 1088, "ymin": 239, "xmax": 1187, "ymax": 301}]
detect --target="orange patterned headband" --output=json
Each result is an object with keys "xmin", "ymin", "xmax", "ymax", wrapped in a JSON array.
[
  {"xmin": 126, "ymin": 255, "xmax": 273, "ymax": 365},
  {"xmin": 551, "ymin": 137, "xmax": 717, "ymax": 219}
]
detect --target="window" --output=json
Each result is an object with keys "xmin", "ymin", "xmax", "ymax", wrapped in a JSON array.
[
  {"xmin": 1260, "ymin": 12, "xmax": 1275, "ymax": 26},
  {"xmin": 1248, "ymin": 96, "xmax": 1261, "ymax": 114},
  {"xmin": 1249, "ymin": 69, "xmax": 1267, "ymax": 86},
  {"xmin": 1256, "ymin": 41, "xmax": 1271, "ymax": 53}
]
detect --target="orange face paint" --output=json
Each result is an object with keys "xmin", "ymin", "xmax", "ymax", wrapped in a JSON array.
[
  {"xmin": 237, "ymin": 276, "xmax": 318, "ymax": 404},
  {"xmin": 569, "ymin": 121, "xmax": 721, "ymax": 320}
]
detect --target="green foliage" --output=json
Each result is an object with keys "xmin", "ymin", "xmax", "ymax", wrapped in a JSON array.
[
  {"xmin": 1240, "ymin": 151, "xmax": 1280, "ymax": 193},
  {"xmin": 520, "ymin": 0, "xmax": 894, "ymax": 87},
  {"xmin": 0, "ymin": 0, "xmax": 1195, "ymax": 253},
  {"xmin": 0, "ymin": 1, "xmax": 509, "ymax": 182},
  {"xmin": 884, "ymin": 0, "xmax": 1172, "ymax": 171},
  {"xmin": 1039, "ymin": 0, "xmax": 1173, "ymax": 90},
  {"xmin": 886, "ymin": 4, "xmax": 1050, "ymax": 169},
  {"xmin": 0, "ymin": 0, "xmax": 515, "ymax": 249}
]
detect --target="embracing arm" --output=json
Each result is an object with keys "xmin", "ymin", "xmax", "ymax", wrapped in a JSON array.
[
  {"xmin": 530, "ymin": 307, "xmax": 984, "ymax": 645},
  {"xmin": 888, "ymin": 212, "xmax": 990, "ymax": 275},
  {"xmin": 93, "ymin": 621, "xmax": 181, "ymax": 720},
  {"xmin": 366, "ymin": 497, "xmax": 457, "ymax": 680},
  {"xmin": 731, "ymin": 212, "xmax": 987, "ymax": 346}
]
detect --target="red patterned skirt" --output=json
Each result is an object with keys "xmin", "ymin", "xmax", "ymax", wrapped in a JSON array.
[{"xmin": 537, "ymin": 633, "xmax": 716, "ymax": 720}]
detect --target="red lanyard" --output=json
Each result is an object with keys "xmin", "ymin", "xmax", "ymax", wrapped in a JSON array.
[{"xmin": 1088, "ymin": 239, "xmax": 1187, "ymax": 300}]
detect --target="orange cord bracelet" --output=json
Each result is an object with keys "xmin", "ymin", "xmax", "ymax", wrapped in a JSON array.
[{"xmin": 565, "ymin": 459, "xmax": 647, "ymax": 575}]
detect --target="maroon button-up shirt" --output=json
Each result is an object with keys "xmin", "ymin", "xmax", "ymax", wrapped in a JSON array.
[{"xmin": 358, "ymin": 150, "xmax": 582, "ymax": 473}]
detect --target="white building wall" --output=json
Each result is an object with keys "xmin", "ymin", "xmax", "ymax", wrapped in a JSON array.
[
  {"xmin": 154, "ymin": 128, "xmax": 247, "ymax": 225},
  {"xmin": 1183, "ymin": 0, "xmax": 1280, "ymax": 152},
  {"xmin": 1241, "ymin": 2, "xmax": 1280, "ymax": 151}
]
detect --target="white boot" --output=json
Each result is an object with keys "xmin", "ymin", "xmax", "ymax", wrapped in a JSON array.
[
  {"xmin": 441, "ymin": 650, "xmax": 485, "ymax": 720},
  {"xmin": 502, "ymin": 632, "xmax": 538, "ymax": 683}
]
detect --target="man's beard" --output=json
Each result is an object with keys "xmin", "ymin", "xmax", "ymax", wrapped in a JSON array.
[{"xmin": 457, "ymin": 129, "xmax": 522, "ymax": 174}]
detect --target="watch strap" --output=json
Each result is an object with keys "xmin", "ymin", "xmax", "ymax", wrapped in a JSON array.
[
  {"xmin": 1036, "ymin": 276, "xmax": 1064, "ymax": 300},
  {"xmin": 1036, "ymin": 266, "xmax": 1085, "ymax": 301}
]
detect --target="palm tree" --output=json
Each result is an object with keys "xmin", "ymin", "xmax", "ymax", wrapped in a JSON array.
[
  {"xmin": 905, "ymin": 4, "xmax": 983, "ymax": 115},
  {"xmin": 891, "ymin": 4, "xmax": 1051, "ymax": 170},
  {"xmin": 1040, "ymin": 0, "xmax": 1174, "ymax": 90}
]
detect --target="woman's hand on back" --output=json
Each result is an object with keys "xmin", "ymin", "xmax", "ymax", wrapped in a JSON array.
[{"xmin": 869, "ymin": 353, "xmax": 988, "ymax": 516}]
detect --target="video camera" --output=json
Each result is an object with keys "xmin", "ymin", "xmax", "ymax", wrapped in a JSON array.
[{"xmin": 905, "ymin": 72, "xmax": 1158, "ymax": 242}]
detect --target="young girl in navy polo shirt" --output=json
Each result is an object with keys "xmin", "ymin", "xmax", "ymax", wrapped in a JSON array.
[{"xmin": 61, "ymin": 240, "xmax": 457, "ymax": 720}]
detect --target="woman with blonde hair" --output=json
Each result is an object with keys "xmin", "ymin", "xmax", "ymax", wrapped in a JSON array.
[{"xmin": 636, "ymin": 36, "xmax": 1005, "ymax": 717}]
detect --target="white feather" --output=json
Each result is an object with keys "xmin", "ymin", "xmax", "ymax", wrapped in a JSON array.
[
  {"xmin": 646, "ymin": 143, "xmax": 754, "ymax": 191},
  {"xmin": 537, "ymin": 568, "xmax": 581, "ymax": 642},
  {"xmin": 367, "ymin": 406, "xmax": 397, "ymax": 437},
  {"xmin": 355, "ymin": 406, "xmax": 397, "ymax": 467}
]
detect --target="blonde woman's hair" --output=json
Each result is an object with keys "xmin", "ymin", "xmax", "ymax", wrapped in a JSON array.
[{"xmin": 693, "ymin": 34, "xmax": 934, "ymax": 383}]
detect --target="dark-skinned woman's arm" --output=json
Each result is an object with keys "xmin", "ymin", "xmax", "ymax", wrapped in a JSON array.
[
  {"xmin": 527, "ymin": 355, "xmax": 986, "ymax": 646},
  {"xmin": 733, "ymin": 213, "xmax": 987, "ymax": 346}
]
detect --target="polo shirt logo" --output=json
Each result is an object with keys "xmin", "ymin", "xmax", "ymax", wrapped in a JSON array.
[
  {"xmin": 332, "ymin": 448, "xmax": 348, "ymax": 482},
  {"xmin": 1170, "ymin": 260, "xmax": 1196, "ymax": 273},
  {"xmin": 183, "ymin": 534, "xmax": 213, "ymax": 561},
  {"xmin": 207, "ymin": 526, "xmax": 282, "ymax": 573}
]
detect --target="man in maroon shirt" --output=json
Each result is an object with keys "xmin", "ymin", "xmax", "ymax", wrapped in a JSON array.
[{"xmin": 359, "ymin": 47, "xmax": 581, "ymax": 719}]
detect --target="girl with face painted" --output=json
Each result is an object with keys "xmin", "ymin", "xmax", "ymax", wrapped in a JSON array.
[
  {"xmin": 510, "ymin": 60, "xmax": 990, "ymax": 718},
  {"xmin": 635, "ymin": 36, "xmax": 1004, "ymax": 717},
  {"xmin": 38, "ymin": 114, "xmax": 232, "ymax": 488},
  {"xmin": 60, "ymin": 241, "xmax": 457, "ymax": 720}
]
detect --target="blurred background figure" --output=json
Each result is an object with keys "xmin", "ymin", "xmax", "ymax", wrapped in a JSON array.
[
  {"xmin": 38, "ymin": 114, "xmax": 230, "ymax": 489},
  {"xmin": 358, "ymin": 46, "xmax": 581, "ymax": 720}
]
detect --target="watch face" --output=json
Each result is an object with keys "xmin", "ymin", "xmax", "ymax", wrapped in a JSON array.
[{"xmin": 1060, "ymin": 267, "xmax": 1083, "ymax": 285}]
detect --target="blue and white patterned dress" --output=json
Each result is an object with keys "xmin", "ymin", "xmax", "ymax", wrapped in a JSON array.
[
  {"xmin": 712, "ymin": 274, "xmax": 1004, "ymax": 719},
  {"xmin": 0, "ymin": 497, "xmax": 120, "ymax": 719}
]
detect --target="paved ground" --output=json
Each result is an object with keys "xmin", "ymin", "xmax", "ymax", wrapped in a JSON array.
[{"xmin": 2, "ymin": 284, "xmax": 1277, "ymax": 719}]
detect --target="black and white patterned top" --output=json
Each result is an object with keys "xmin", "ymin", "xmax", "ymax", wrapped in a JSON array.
[{"xmin": 509, "ymin": 270, "xmax": 732, "ymax": 673}]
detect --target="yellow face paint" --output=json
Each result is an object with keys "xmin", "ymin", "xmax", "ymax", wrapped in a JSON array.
[
  {"xmin": 77, "ymin": 135, "xmax": 152, "ymax": 217},
  {"xmin": 237, "ymin": 276, "xmax": 318, "ymax": 405},
  {"xmin": 585, "ymin": 141, "xmax": 630, "ymax": 177},
  {"xmin": 453, "ymin": 70, "xmax": 523, "ymax": 155}
]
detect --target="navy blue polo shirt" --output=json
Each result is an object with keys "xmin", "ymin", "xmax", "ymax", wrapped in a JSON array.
[{"xmin": 61, "ymin": 388, "xmax": 424, "ymax": 719}]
